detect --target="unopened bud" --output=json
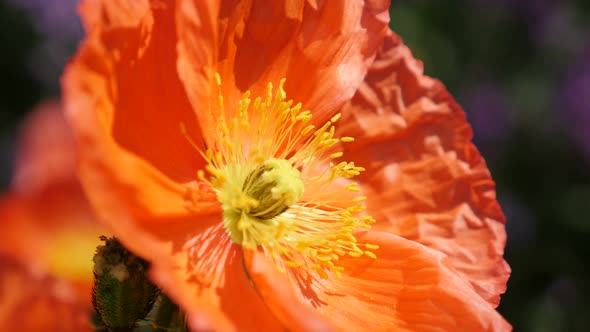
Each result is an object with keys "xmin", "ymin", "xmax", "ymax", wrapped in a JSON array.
[{"xmin": 92, "ymin": 236, "xmax": 159, "ymax": 331}]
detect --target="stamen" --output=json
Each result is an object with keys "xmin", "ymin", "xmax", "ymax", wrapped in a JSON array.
[{"xmin": 182, "ymin": 75, "xmax": 377, "ymax": 278}]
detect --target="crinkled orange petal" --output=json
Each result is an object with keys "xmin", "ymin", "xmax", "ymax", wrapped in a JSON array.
[
  {"xmin": 77, "ymin": 0, "xmax": 208, "ymax": 183},
  {"xmin": 142, "ymin": 215, "xmax": 284, "ymax": 332},
  {"xmin": 338, "ymin": 31, "xmax": 510, "ymax": 307},
  {"xmin": 63, "ymin": 0, "xmax": 218, "ymax": 221},
  {"xmin": 244, "ymin": 248, "xmax": 336, "ymax": 332},
  {"xmin": 245, "ymin": 230, "xmax": 511, "ymax": 332},
  {"xmin": 78, "ymin": 0, "xmax": 207, "ymax": 182},
  {"xmin": 176, "ymin": 0, "xmax": 390, "ymax": 146},
  {"xmin": 0, "ymin": 255, "xmax": 92, "ymax": 332}
]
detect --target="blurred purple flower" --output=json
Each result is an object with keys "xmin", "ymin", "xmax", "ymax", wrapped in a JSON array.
[
  {"xmin": 509, "ymin": 0, "xmax": 551, "ymax": 38},
  {"xmin": 460, "ymin": 79, "xmax": 514, "ymax": 158},
  {"xmin": 470, "ymin": 0, "xmax": 584, "ymax": 55},
  {"xmin": 6, "ymin": 0, "xmax": 82, "ymax": 92},
  {"xmin": 501, "ymin": 194, "xmax": 536, "ymax": 251},
  {"xmin": 533, "ymin": 4, "xmax": 585, "ymax": 56},
  {"xmin": 560, "ymin": 46, "xmax": 590, "ymax": 162},
  {"xmin": 7, "ymin": 0, "xmax": 82, "ymax": 40},
  {"xmin": 469, "ymin": 0, "xmax": 550, "ymax": 25}
]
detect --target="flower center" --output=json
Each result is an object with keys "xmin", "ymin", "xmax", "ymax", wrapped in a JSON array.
[
  {"xmin": 182, "ymin": 74, "xmax": 377, "ymax": 278},
  {"xmin": 241, "ymin": 158, "xmax": 304, "ymax": 219},
  {"xmin": 216, "ymin": 158, "xmax": 305, "ymax": 246}
]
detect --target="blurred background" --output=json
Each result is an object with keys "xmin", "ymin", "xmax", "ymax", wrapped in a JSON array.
[{"xmin": 0, "ymin": 0, "xmax": 588, "ymax": 331}]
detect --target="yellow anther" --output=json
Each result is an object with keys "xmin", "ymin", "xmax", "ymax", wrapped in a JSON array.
[
  {"xmin": 205, "ymin": 164, "xmax": 221, "ymax": 177},
  {"xmin": 321, "ymin": 138, "xmax": 339, "ymax": 148},
  {"xmin": 224, "ymin": 138, "xmax": 235, "ymax": 151},
  {"xmin": 285, "ymin": 261, "xmax": 302, "ymax": 268},
  {"xmin": 364, "ymin": 251, "xmax": 377, "ymax": 259},
  {"xmin": 291, "ymin": 103, "xmax": 302, "ymax": 113},
  {"xmin": 301, "ymin": 125, "xmax": 315, "ymax": 136},
  {"xmin": 334, "ymin": 248, "xmax": 346, "ymax": 256},
  {"xmin": 253, "ymin": 97, "xmax": 261, "ymax": 110},
  {"xmin": 295, "ymin": 114, "xmax": 312, "ymax": 122},
  {"xmin": 345, "ymin": 183, "xmax": 361, "ymax": 192},
  {"xmin": 313, "ymin": 265, "xmax": 329, "ymax": 279},
  {"xmin": 317, "ymin": 255, "xmax": 334, "ymax": 262},
  {"xmin": 348, "ymin": 251, "xmax": 363, "ymax": 258},
  {"xmin": 309, "ymin": 248, "xmax": 318, "ymax": 257},
  {"xmin": 330, "ymin": 152, "xmax": 344, "ymax": 159},
  {"xmin": 330, "ymin": 113, "xmax": 342, "ymax": 123},
  {"xmin": 316, "ymin": 121, "xmax": 332, "ymax": 135},
  {"xmin": 347, "ymin": 205, "xmax": 365, "ymax": 212}
]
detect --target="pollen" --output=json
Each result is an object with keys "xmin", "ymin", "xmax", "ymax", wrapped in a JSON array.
[{"xmin": 182, "ymin": 75, "xmax": 377, "ymax": 279}]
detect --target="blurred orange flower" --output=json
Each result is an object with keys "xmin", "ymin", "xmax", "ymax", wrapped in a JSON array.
[
  {"xmin": 0, "ymin": 101, "xmax": 104, "ymax": 331},
  {"xmin": 63, "ymin": 1, "xmax": 511, "ymax": 331}
]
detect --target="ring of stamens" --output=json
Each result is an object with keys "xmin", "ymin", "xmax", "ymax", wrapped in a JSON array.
[{"xmin": 181, "ymin": 74, "xmax": 378, "ymax": 279}]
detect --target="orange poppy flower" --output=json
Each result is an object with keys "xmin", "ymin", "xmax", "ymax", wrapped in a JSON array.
[
  {"xmin": 63, "ymin": 1, "xmax": 511, "ymax": 331},
  {"xmin": 0, "ymin": 101, "xmax": 104, "ymax": 331}
]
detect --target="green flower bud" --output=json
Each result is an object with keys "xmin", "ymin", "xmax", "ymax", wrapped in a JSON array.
[{"xmin": 92, "ymin": 236, "xmax": 159, "ymax": 332}]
